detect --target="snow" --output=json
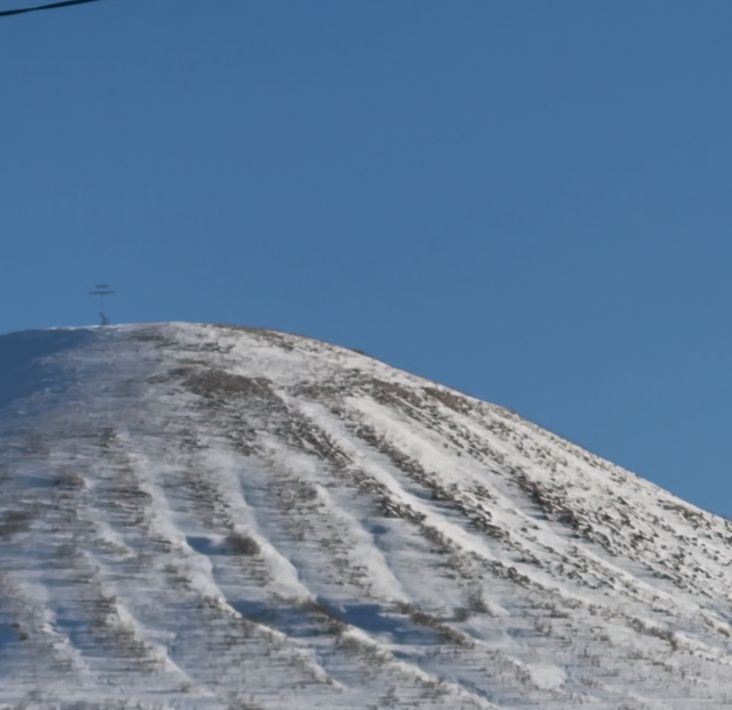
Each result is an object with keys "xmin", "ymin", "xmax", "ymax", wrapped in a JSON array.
[{"xmin": 2, "ymin": 321, "xmax": 732, "ymax": 707}]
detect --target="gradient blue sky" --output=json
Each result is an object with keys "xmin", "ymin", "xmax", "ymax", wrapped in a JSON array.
[{"xmin": 2, "ymin": 0, "xmax": 732, "ymax": 515}]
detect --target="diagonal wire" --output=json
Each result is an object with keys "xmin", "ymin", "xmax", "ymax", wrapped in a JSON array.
[{"xmin": 0, "ymin": 0, "xmax": 106, "ymax": 17}]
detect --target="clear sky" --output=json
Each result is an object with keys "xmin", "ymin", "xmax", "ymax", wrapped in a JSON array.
[{"xmin": 2, "ymin": 0, "xmax": 732, "ymax": 516}]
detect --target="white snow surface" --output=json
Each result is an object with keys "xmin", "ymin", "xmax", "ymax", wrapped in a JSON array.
[{"xmin": 1, "ymin": 322, "xmax": 732, "ymax": 708}]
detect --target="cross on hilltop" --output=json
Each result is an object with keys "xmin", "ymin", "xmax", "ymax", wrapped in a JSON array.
[{"xmin": 89, "ymin": 284, "xmax": 115, "ymax": 325}]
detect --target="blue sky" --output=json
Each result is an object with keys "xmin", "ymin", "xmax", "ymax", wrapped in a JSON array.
[{"xmin": 2, "ymin": 0, "xmax": 732, "ymax": 515}]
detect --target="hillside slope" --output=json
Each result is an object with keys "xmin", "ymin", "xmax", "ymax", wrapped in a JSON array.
[{"xmin": 1, "ymin": 323, "xmax": 732, "ymax": 708}]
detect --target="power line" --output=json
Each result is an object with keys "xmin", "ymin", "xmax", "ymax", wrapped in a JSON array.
[{"xmin": 0, "ymin": 0, "xmax": 106, "ymax": 18}]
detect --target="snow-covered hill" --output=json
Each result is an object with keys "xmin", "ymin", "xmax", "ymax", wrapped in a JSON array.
[{"xmin": 2, "ymin": 322, "xmax": 732, "ymax": 709}]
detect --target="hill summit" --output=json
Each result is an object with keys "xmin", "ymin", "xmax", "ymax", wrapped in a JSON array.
[{"xmin": 2, "ymin": 322, "xmax": 732, "ymax": 708}]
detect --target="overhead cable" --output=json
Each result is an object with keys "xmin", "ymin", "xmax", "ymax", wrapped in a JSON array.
[{"xmin": 0, "ymin": 0, "xmax": 106, "ymax": 18}]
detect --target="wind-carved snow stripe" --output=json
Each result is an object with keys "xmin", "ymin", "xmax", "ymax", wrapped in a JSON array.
[
  {"xmin": 291, "ymin": 394, "xmax": 732, "ymax": 680},
  {"xmin": 253, "ymin": 402, "xmax": 410, "ymax": 605},
  {"xmin": 90, "ymin": 430, "xmax": 345, "ymax": 701},
  {"xmin": 198, "ymin": 446, "xmax": 313, "ymax": 601},
  {"xmin": 64, "ymin": 444, "xmax": 219, "ymax": 696},
  {"xmin": 0, "ymin": 573, "xmax": 93, "ymax": 687}
]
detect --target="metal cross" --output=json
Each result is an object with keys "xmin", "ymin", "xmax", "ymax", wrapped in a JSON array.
[{"xmin": 89, "ymin": 284, "xmax": 115, "ymax": 325}]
